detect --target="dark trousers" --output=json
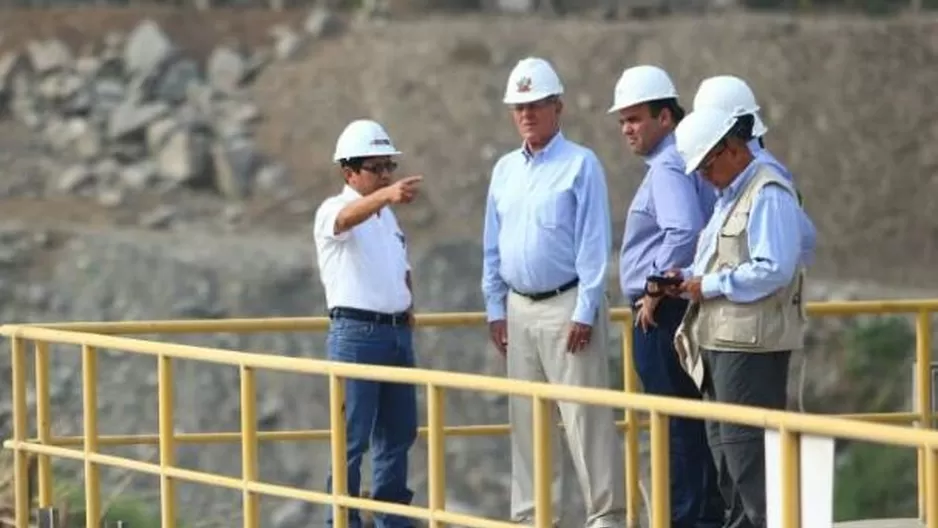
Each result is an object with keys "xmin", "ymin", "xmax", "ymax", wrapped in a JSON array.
[
  {"xmin": 702, "ymin": 349, "xmax": 791, "ymax": 528},
  {"xmin": 325, "ymin": 318, "xmax": 418, "ymax": 528},
  {"xmin": 632, "ymin": 297, "xmax": 725, "ymax": 528}
]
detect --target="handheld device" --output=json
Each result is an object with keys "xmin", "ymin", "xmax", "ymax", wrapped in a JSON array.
[{"xmin": 646, "ymin": 274, "xmax": 683, "ymax": 287}]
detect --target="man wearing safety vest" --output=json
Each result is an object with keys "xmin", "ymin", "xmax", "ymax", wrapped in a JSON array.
[
  {"xmin": 691, "ymin": 75, "xmax": 807, "ymax": 208},
  {"xmin": 313, "ymin": 119, "xmax": 423, "ymax": 528},
  {"xmin": 610, "ymin": 64, "xmax": 725, "ymax": 528},
  {"xmin": 669, "ymin": 106, "xmax": 817, "ymax": 528},
  {"xmin": 481, "ymin": 56, "xmax": 627, "ymax": 528}
]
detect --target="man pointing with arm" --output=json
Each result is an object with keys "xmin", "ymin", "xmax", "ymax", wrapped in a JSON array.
[{"xmin": 315, "ymin": 119, "xmax": 423, "ymax": 528}]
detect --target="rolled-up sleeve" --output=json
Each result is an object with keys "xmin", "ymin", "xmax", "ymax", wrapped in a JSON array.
[{"xmin": 314, "ymin": 198, "xmax": 351, "ymax": 243}]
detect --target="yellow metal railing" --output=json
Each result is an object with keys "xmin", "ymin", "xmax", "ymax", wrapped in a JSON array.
[{"xmin": 3, "ymin": 299, "xmax": 938, "ymax": 528}]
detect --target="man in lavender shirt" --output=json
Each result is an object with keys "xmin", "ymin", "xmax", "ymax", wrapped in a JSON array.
[{"xmin": 608, "ymin": 65, "xmax": 724, "ymax": 528}]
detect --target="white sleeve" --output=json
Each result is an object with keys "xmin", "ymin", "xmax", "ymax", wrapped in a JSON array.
[{"xmin": 313, "ymin": 198, "xmax": 352, "ymax": 242}]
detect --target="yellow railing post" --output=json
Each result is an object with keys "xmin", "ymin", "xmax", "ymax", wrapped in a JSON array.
[
  {"xmin": 82, "ymin": 344, "xmax": 102, "ymax": 527},
  {"xmin": 926, "ymin": 446, "xmax": 938, "ymax": 528},
  {"xmin": 329, "ymin": 373, "xmax": 349, "ymax": 528},
  {"xmin": 649, "ymin": 411, "xmax": 669, "ymax": 528},
  {"xmin": 159, "ymin": 354, "xmax": 177, "ymax": 527},
  {"xmin": 241, "ymin": 365, "xmax": 260, "ymax": 528},
  {"xmin": 427, "ymin": 384, "xmax": 446, "ymax": 528},
  {"xmin": 620, "ymin": 320, "xmax": 641, "ymax": 528},
  {"xmin": 11, "ymin": 336, "xmax": 29, "ymax": 528},
  {"xmin": 532, "ymin": 395, "xmax": 553, "ymax": 528},
  {"xmin": 34, "ymin": 340, "xmax": 53, "ymax": 508},
  {"xmin": 918, "ymin": 311, "xmax": 933, "ymax": 522},
  {"xmin": 779, "ymin": 428, "xmax": 801, "ymax": 528}
]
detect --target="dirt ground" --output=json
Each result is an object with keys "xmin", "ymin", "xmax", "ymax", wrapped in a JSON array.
[{"xmin": 0, "ymin": 8, "xmax": 937, "ymax": 287}]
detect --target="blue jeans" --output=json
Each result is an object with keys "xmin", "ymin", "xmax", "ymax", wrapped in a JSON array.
[
  {"xmin": 325, "ymin": 318, "xmax": 418, "ymax": 528},
  {"xmin": 632, "ymin": 297, "xmax": 725, "ymax": 528}
]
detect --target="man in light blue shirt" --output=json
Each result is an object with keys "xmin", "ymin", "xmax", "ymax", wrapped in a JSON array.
[
  {"xmin": 670, "ymin": 107, "xmax": 817, "ymax": 528},
  {"xmin": 481, "ymin": 56, "xmax": 626, "ymax": 528},
  {"xmin": 609, "ymin": 64, "xmax": 725, "ymax": 528}
]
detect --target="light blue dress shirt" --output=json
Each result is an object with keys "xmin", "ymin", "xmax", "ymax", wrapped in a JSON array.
[
  {"xmin": 618, "ymin": 133, "xmax": 718, "ymax": 302},
  {"xmin": 748, "ymin": 138, "xmax": 815, "ymax": 265},
  {"xmin": 481, "ymin": 132, "xmax": 611, "ymax": 326},
  {"xmin": 680, "ymin": 160, "xmax": 817, "ymax": 303},
  {"xmin": 749, "ymin": 138, "xmax": 793, "ymax": 183}
]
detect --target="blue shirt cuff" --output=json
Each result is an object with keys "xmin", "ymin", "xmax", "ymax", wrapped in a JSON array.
[
  {"xmin": 679, "ymin": 267, "xmax": 693, "ymax": 281},
  {"xmin": 572, "ymin": 302, "xmax": 597, "ymax": 326},
  {"xmin": 701, "ymin": 273, "xmax": 723, "ymax": 299},
  {"xmin": 486, "ymin": 298, "xmax": 506, "ymax": 322}
]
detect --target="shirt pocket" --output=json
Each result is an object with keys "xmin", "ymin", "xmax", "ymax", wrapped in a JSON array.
[
  {"xmin": 627, "ymin": 181, "xmax": 653, "ymax": 216},
  {"xmin": 534, "ymin": 190, "xmax": 571, "ymax": 229}
]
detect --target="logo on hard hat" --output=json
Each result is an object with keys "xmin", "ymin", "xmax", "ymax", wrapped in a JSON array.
[
  {"xmin": 516, "ymin": 76, "xmax": 532, "ymax": 93},
  {"xmin": 371, "ymin": 138, "xmax": 392, "ymax": 146}
]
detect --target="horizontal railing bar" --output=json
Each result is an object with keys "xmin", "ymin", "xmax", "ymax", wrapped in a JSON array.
[
  {"xmin": 840, "ymin": 411, "xmax": 924, "ymax": 423},
  {"xmin": 6, "ymin": 325, "xmax": 938, "ymax": 449},
  {"xmin": 5, "ymin": 440, "xmax": 517, "ymax": 527},
  {"xmin": 9, "ymin": 299, "xmax": 938, "ymax": 335},
  {"xmin": 42, "ymin": 421, "xmax": 643, "ymax": 446},
  {"xmin": 38, "ymin": 410, "xmax": 932, "ymax": 447}
]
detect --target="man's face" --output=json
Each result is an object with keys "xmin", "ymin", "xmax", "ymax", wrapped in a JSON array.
[
  {"xmin": 511, "ymin": 96, "xmax": 562, "ymax": 147},
  {"xmin": 696, "ymin": 141, "xmax": 739, "ymax": 189},
  {"xmin": 345, "ymin": 155, "xmax": 397, "ymax": 196},
  {"xmin": 617, "ymin": 103, "xmax": 669, "ymax": 156}
]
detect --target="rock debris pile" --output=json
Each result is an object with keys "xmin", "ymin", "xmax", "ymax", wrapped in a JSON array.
[{"xmin": 0, "ymin": 10, "xmax": 342, "ymax": 206}]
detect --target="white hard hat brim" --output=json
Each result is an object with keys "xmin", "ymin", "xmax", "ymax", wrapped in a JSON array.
[
  {"xmin": 333, "ymin": 145, "xmax": 402, "ymax": 163},
  {"xmin": 684, "ymin": 119, "xmax": 738, "ymax": 175},
  {"xmin": 606, "ymin": 94, "xmax": 672, "ymax": 114},
  {"xmin": 752, "ymin": 113, "xmax": 768, "ymax": 137},
  {"xmin": 504, "ymin": 90, "xmax": 562, "ymax": 105}
]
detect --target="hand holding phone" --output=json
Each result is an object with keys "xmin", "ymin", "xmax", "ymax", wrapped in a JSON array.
[
  {"xmin": 644, "ymin": 273, "xmax": 684, "ymax": 297},
  {"xmin": 646, "ymin": 274, "xmax": 683, "ymax": 287}
]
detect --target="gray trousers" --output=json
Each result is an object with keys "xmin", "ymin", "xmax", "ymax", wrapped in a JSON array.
[{"xmin": 702, "ymin": 349, "xmax": 791, "ymax": 528}]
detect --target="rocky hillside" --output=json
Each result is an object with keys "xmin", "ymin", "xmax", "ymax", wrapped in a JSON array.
[{"xmin": 0, "ymin": 7, "xmax": 934, "ymax": 527}]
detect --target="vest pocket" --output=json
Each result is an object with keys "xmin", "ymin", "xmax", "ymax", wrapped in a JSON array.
[{"xmin": 711, "ymin": 304, "xmax": 763, "ymax": 348}]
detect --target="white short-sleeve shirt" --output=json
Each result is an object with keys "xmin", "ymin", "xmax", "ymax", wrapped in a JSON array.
[{"xmin": 313, "ymin": 185, "xmax": 413, "ymax": 314}]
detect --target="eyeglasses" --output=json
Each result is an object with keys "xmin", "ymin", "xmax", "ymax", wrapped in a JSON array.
[{"xmin": 360, "ymin": 161, "xmax": 398, "ymax": 174}]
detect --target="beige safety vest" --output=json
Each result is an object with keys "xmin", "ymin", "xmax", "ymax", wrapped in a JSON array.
[{"xmin": 675, "ymin": 165, "xmax": 807, "ymax": 388}]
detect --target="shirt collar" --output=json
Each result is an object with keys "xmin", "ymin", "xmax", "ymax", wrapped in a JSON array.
[
  {"xmin": 747, "ymin": 137, "xmax": 764, "ymax": 153},
  {"xmin": 521, "ymin": 130, "xmax": 565, "ymax": 163},
  {"xmin": 643, "ymin": 132, "xmax": 676, "ymax": 167},
  {"xmin": 342, "ymin": 184, "xmax": 382, "ymax": 216},
  {"xmin": 342, "ymin": 184, "xmax": 362, "ymax": 199},
  {"xmin": 717, "ymin": 159, "xmax": 761, "ymax": 201}
]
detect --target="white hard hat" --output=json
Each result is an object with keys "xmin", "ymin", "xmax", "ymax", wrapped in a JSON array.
[
  {"xmin": 608, "ymin": 65, "xmax": 679, "ymax": 114},
  {"xmin": 693, "ymin": 75, "xmax": 768, "ymax": 138},
  {"xmin": 674, "ymin": 107, "xmax": 739, "ymax": 174},
  {"xmin": 333, "ymin": 119, "xmax": 402, "ymax": 162},
  {"xmin": 503, "ymin": 57, "xmax": 565, "ymax": 105}
]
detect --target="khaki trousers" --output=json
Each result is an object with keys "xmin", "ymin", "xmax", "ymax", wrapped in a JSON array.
[{"xmin": 507, "ymin": 287, "xmax": 627, "ymax": 528}]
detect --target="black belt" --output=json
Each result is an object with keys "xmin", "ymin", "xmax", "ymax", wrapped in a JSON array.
[
  {"xmin": 329, "ymin": 307, "xmax": 410, "ymax": 326},
  {"xmin": 511, "ymin": 278, "xmax": 579, "ymax": 302}
]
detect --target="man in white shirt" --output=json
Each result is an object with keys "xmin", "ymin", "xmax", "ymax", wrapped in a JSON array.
[{"xmin": 313, "ymin": 118, "xmax": 423, "ymax": 528}]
